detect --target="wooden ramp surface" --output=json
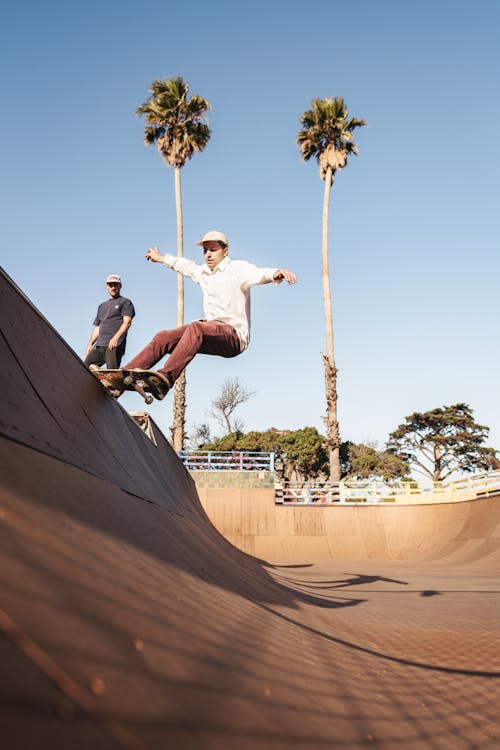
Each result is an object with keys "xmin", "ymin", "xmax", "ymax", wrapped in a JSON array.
[
  {"xmin": 1, "ymin": 266, "xmax": 499, "ymax": 750},
  {"xmin": 198, "ymin": 487, "xmax": 500, "ymax": 564}
]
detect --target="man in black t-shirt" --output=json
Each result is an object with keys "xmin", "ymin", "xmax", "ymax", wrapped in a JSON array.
[{"xmin": 84, "ymin": 274, "xmax": 135, "ymax": 369}]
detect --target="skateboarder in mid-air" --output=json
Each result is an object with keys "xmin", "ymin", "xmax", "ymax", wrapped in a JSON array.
[{"xmin": 96, "ymin": 230, "xmax": 297, "ymax": 400}]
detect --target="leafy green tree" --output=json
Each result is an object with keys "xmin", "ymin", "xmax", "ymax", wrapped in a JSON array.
[
  {"xmin": 297, "ymin": 97, "xmax": 366, "ymax": 483},
  {"xmin": 203, "ymin": 431, "xmax": 244, "ymax": 452},
  {"xmin": 387, "ymin": 403, "xmax": 497, "ymax": 482},
  {"xmin": 204, "ymin": 427, "xmax": 328, "ymax": 482},
  {"xmin": 340, "ymin": 441, "xmax": 409, "ymax": 481},
  {"xmin": 136, "ymin": 77, "xmax": 211, "ymax": 450}
]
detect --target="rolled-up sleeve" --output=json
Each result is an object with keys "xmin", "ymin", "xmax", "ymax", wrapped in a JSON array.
[
  {"xmin": 238, "ymin": 261, "xmax": 278, "ymax": 290},
  {"xmin": 162, "ymin": 255, "xmax": 204, "ymax": 284}
]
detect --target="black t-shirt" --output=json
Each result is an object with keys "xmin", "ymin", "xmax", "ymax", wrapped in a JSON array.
[{"xmin": 93, "ymin": 296, "xmax": 135, "ymax": 346}]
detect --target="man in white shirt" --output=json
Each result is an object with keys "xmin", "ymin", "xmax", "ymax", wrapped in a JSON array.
[{"xmin": 122, "ymin": 230, "xmax": 297, "ymax": 391}]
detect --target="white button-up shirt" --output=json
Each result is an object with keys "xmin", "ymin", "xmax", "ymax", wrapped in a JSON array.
[{"xmin": 162, "ymin": 254, "xmax": 278, "ymax": 351}]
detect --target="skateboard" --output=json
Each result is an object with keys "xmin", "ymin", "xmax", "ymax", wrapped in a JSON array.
[{"xmin": 90, "ymin": 367, "xmax": 170, "ymax": 405}]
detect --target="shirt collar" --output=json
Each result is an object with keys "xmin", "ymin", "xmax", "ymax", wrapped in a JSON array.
[{"xmin": 202, "ymin": 255, "xmax": 231, "ymax": 274}]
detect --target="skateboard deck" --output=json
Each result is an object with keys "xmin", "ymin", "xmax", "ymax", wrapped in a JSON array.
[{"xmin": 90, "ymin": 368, "xmax": 170, "ymax": 405}]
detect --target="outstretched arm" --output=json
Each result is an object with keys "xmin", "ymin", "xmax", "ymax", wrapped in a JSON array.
[
  {"xmin": 273, "ymin": 269, "xmax": 298, "ymax": 285},
  {"xmin": 144, "ymin": 245, "xmax": 203, "ymax": 284},
  {"xmin": 239, "ymin": 262, "xmax": 298, "ymax": 290}
]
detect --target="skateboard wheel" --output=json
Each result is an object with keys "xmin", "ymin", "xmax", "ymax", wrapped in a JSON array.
[
  {"xmin": 123, "ymin": 375, "xmax": 133, "ymax": 386},
  {"xmin": 145, "ymin": 395, "xmax": 154, "ymax": 405}
]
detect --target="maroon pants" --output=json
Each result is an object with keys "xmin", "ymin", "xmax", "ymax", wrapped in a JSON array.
[{"xmin": 123, "ymin": 320, "xmax": 241, "ymax": 385}]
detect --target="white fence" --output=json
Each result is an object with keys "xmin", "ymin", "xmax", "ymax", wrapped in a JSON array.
[
  {"xmin": 178, "ymin": 450, "xmax": 500, "ymax": 504},
  {"xmin": 278, "ymin": 470, "xmax": 500, "ymax": 505}
]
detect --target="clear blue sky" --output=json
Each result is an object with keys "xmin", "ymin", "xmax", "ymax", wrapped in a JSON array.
[{"xmin": 2, "ymin": 0, "xmax": 499, "ymax": 455}]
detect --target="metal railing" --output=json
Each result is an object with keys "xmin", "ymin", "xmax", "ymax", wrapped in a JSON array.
[
  {"xmin": 178, "ymin": 450, "xmax": 500, "ymax": 503},
  {"xmin": 277, "ymin": 470, "xmax": 500, "ymax": 505},
  {"xmin": 179, "ymin": 450, "xmax": 275, "ymax": 472},
  {"xmin": 414, "ymin": 469, "xmax": 500, "ymax": 502},
  {"xmin": 277, "ymin": 484, "xmax": 340, "ymax": 504}
]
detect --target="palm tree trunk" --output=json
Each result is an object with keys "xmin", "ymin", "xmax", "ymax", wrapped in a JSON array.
[
  {"xmin": 172, "ymin": 166, "xmax": 186, "ymax": 452},
  {"xmin": 322, "ymin": 167, "xmax": 341, "ymax": 482}
]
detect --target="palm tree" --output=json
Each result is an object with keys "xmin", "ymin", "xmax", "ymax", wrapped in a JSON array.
[
  {"xmin": 297, "ymin": 97, "xmax": 366, "ymax": 482},
  {"xmin": 136, "ymin": 77, "xmax": 211, "ymax": 451}
]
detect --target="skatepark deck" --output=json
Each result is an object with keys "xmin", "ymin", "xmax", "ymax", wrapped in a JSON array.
[{"xmin": 1, "ymin": 266, "xmax": 499, "ymax": 749}]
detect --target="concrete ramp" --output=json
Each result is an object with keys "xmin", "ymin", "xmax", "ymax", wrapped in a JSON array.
[{"xmin": 1, "ymin": 267, "xmax": 500, "ymax": 750}]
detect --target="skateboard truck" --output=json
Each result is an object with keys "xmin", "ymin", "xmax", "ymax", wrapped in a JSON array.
[
  {"xmin": 90, "ymin": 366, "xmax": 169, "ymax": 404},
  {"xmin": 123, "ymin": 374, "xmax": 154, "ymax": 405}
]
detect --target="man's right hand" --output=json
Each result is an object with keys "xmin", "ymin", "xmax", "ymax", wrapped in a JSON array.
[{"xmin": 145, "ymin": 246, "xmax": 164, "ymax": 263}]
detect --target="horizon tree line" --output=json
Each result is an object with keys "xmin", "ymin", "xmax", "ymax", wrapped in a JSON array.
[{"xmin": 198, "ymin": 390, "xmax": 498, "ymax": 484}]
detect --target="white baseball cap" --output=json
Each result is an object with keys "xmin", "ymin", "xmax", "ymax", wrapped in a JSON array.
[
  {"xmin": 195, "ymin": 230, "xmax": 228, "ymax": 247},
  {"xmin": 106, "ymin": 274, "xmax": 121, "ymax": 284}
]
